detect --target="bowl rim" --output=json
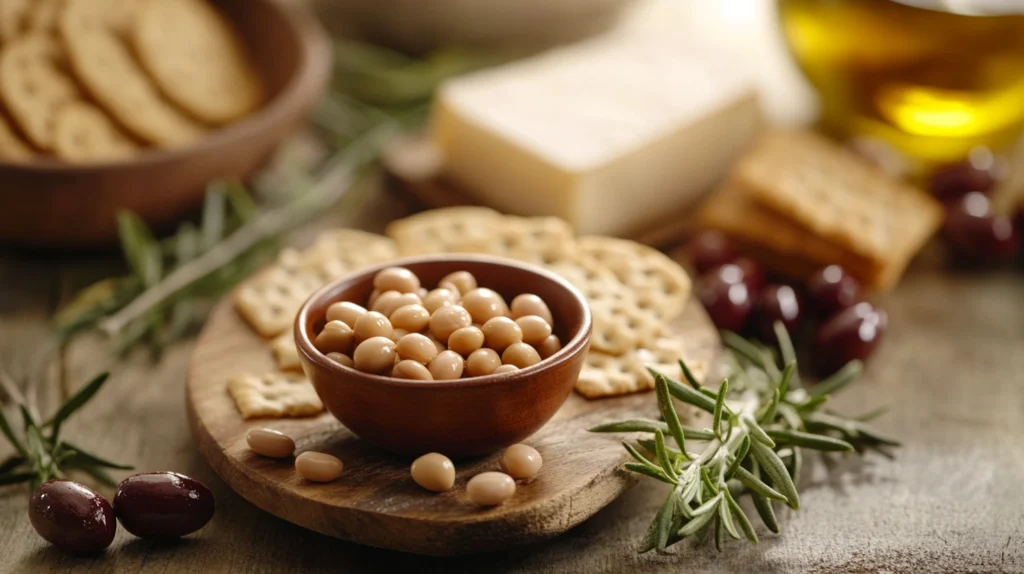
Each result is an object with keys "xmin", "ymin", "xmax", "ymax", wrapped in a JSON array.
[
  {"xmin": 0, "ymin": 0, "xmax": 331, "ymax": 172},
  {"xmin": 294, "ymin": 254, "xmax": 593, "ymax": 390}
]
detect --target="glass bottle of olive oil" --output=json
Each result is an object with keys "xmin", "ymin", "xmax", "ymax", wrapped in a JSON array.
[{"xmin": 778, "ymin": 0, "xmax": 1024, "ymax": 171}]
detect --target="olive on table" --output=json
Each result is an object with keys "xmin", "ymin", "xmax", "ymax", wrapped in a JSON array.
[
  {"xmin": 812, "ymin": 302, "xmax": 888, "ymax": 377},
  {"xmin": 688, "ymin": 230, "xmax": 737, "ymax": 274},
  {"xmin": 756, "ymin": 284, "xmax": 803, "ymax": 341},
  {"xmin": 943, "ymin": 192, "xmax": 1020, "ymax": 263},
  {"xmin": 696, "ymin": 267, "xmax": 754, "ymax": 332},
  {"xmin": 806, "ymin": 265, "xmax": 862, "ymax": 318},
  {"xmin": 733, "ymin": 257, "xmax": 766, "ymax": 294},
  {"xmin": 30, "ymin": 479, "xmax": 116, "ymax": 554},
  {"xmin": 114, "ymin": 472, "xmax": 215, "ymax": 538},
  {"xmin": 928, "ymin": 152, "xmax": 999, "ymax": 201}
]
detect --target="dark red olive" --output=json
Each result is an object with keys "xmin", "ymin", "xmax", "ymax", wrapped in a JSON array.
[
  {"xmin": 697, "ymin": 268, "xmax": 754, "ymax": 332},
  {"xmin": 733, "ymin": 257, "xmax": 766, "ymax": 294},
  {"xmin": 943, "ymin": 192, "xmax": 1020, "ymax": 263},
  {"xmin": 806, "ymin": 265, "xmax": 862, "ymax": 318},
  {"xmin": 929, "ymin": 151, "xmax": 998, "ymax": 201},
  {"xmin": 756, "ymin": 284, "xmax": 803, "ymax": 341},
  {"xmin": 812, "ymin": 302, "xmax": 888, "ymax": 377},
  {"xmin": 689, "ymin": 230, "xmax": 737, "ymax": 274},
  {"xmin": 29, "ymin": 479, "xmax": 116, "ymax": 554},
  {"xmin": 114, "ymin": 472, "xmax": 214, "ymax": 538}
]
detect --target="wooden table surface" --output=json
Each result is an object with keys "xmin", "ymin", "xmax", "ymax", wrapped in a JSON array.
[{"xmin": 1, "ymin": 175, "xmax": 1022, "ymax": 574}]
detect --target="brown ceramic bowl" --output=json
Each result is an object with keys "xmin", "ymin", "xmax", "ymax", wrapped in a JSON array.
[
  {"xmin": 294, "ymin": 255, "xmax": 592, "ymax": 458},
  {"xmin": 0, "ymin": 0, "xmax": 331, "ymax": 247}
]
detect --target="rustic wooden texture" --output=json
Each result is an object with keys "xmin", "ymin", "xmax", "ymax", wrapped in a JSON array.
[
  {"xmin": 0, "ymin": 0, "xmax": 331, "ymax": 247},
  {"xmin": 186, "ymin": 270, "xmax": 715, "ymax": 555},
  {"xmin": 1, "ymin": 182, "xmax": 1024, "ymax": 572}
]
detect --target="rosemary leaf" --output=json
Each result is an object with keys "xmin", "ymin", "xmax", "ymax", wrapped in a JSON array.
[
  {"xmin": 691, "ymin": 492, "xmax": 723, "ymax": 518},
  {"xmin": 624, "ymin": 441, "xmax": 659, "ymax": 469},
  {"xmin": 723, "ymin": 436, "xmax": 751, "ymax": 479},
  {"xmin": 700, "ymin": 467, "xmax": 719, "ymax": 495},
  {"xmin": 787, "ymin": 446, "xmax": 803, "ymax": 487},
  {"xmin": 623, "ymin": 463, "xmax": 674, "ymax": 484},
  {"xmin": 749, "ymin": 439, "xmax": 800, "ymax": 510},
  {"xmin": 715, "ymin": 516, "xmax": 726, "ymax": 553},
  {"xmin": 810, "ymin": 360, "xmax": 863, "ymax": 397},
  {"xmin": 664, "ymin": 374, "xmax": 717, "ymax": 413},
  {"xmin": 654, "ymin": 430, "xmax": 679, "ymax": 481},
  {"xmin": 654, "ymin": 492, "xmax": 675, "ymax": 553},
  {"xmin": 200, "ymin": 186, "xmax": 228, "ymax": 250},
  {"xmin": 744, "ymin": 416, "xmax": 776, "ymax": 448},
  {"xmin": 724, "ymin": 488, "xmax": 758, "ymax": 544},
  {"xmin": 678, "ymin": 504, "xmax": 717, "ymax": 538},
  {"xmin": 60, "ymin": 442, "xmax": 134, "ymax": 470},
  {"xmin": 718, "ymin": 495, "xmax": 740, "ymax": 540},
  {"xmin": 773, "ymin": 321, "xmax": 802, "ymax": 389},
  {"xmin": 66, "ymin": 461, "xmax": 118, "ymax": 487},
  {"xmin": 0, "ymin": 409, "xmax": 26, "ymax": 457},
  {"xmin": 854, "ymin": 406, "xmax": 889, "ymax": 422},
  {"xmin": 589, "ymin": 419, "xmax": 667, "ymax": 434},
  {"xmin": 0, "ymin": 455, "xmax": 25, "ymax": 474},
  {"xmin": 766, "ymin": 429, "xmax": 854, "ymax": 452},
  {"xmin": 653, "ymin": 371, "xmax": 689, "ymax": 455},
  {"xmin": 733, "ymin": 466, "xmax": 787, "ymax": 502},
  {"xmin": 723, "ymin": 331, "xmax": 767, "ymax": 370},
  {"xmin": 678, "ymin": 359, "xmax": 702, "ymax": 390},
  {"xmin": 0, "ymin": 472, "xmax": 34, "ymax": 485},
  {"xmin": 758, "ymin": 389, "xmax": 780, "ymax": 425},
  {"xmin": 751, "ymin": 493, "xmax": 780, "ymax": 533},
  {"xmin": 712, "ymin": 379, "xmax": 728, "ymax": 438},
  {"xmin": 46, "ymin": 373, "xmax": 108, "ymax": 440}
]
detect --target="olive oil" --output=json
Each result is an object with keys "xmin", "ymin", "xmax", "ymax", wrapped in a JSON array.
[{"xmin": 778, "ymin": 0, "xmax": 1024, "ymax": 169}]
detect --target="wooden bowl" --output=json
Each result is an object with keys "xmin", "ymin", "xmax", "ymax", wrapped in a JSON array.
[
  {"xmin": 0, "ymin": 0, "xmax": 332, "ymax": 247},
  {"xmin": 294, "ymin": 255, "xmax": 593, "ymax": 458}
]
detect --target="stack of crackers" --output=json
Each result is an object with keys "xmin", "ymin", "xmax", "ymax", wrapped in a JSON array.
[
  {"xmin": 0, "ymin": 0, "xmax": 261, "ymax": 164},
  {"xmin": 228, "ymin": 208, "xmax": 704, "ymax": 420},
  {"xmin": 699, "ymin": 130, "xmax": 944, "ymax": 291}
]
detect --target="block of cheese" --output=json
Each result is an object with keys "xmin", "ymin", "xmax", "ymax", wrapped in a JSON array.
[{"xmin": 431, "ymin": 34, "xmax": 762, "ymax": 237}]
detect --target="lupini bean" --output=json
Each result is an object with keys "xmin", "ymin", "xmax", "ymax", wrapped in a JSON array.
[
  {"xmin": 500, "ymin": 444, "xmax": 542, "ymax": 479},
  {"xmin": 247, "ymin": 428, "xmax": 295, "ymax": 458},
  {"xmin": 295, "ymin": 452, "xmax": 344, "ymax": 482},
  {"xmin": 466, "ymin": 472, "xmax": 516, "ymax": 506},
  {"xmin": 410, "ymin": 453, "xmax": 455, "ymax": 492}
]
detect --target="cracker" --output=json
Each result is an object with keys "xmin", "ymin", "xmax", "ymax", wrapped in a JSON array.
[
  {"xmin": 548, "ymin": 252, "xmax": 666, "ymax": 356},
  {"xmin": 0, "ymin": 34, "xmax": 78, "ymax": 150},
  {"xmin": 0, "ymin": 0, "xmax": 30, "ymax": 42},
  {"xmin": 52, "ymin": 101, "xmax": 137, "ymax": 163},
  {"xmin": 699, "ymin": 181, "xmax": 891, "ymax": 289},
  {"xmin": 447, "ymin": 216, "xmax": 577, "ymax": 266},
  {"xmin": 27, "ymin": 0, "xmax": 62, "ymax": 32},
  {"xmin": 61, "ymin": 28, "xmax": 206, "ymax": 147},
  {"xmin": 385, "ymin": 206, "xmax": 504, "ymax": 256},
  {"xmin": 575, "ymin": 332, "xmax": 707, "ymax": 399},
  {"xmin": 270, "ymin": 330, "xmax": 302, "ymax": 372},
  {"xmin": 735, "ymin": 130, "xmax": 943, "ymax": 267},
  {"xmin": 61, "ymin": 0, "xmax": 141, "ymax": 34},
  {"xmin": 234, "ymin": 266, "xmax": 327, "ymax": 338},
  {"xmin": 577, "ymin": 236, "xmax": 692, "ymax": 322},
  {"xmin": 0, "ymin": 115, "xmax": 32, "ymax": 161},
  {"xmin": 295, "ymin": 229, "xmax": 399, "ymax": 272},
  {"xmin": 227, "ymin": 372, "xmax": 322, "ymax": 419},
  {"xmin": 132, "ymin": 0, "xmax": 262, "ymax": 125}
]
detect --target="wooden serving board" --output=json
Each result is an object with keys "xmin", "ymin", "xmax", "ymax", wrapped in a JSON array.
[
  {"xmin": 380, "ymin": 134, "xmax": 704, "ymax": 249},
  {"xmin": 186, "ymin": 296, "xmax": 718, "ymax": 556}
]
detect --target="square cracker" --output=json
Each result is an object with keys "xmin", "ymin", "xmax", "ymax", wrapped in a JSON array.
[
  {"xmin": 385, "ymin": 206, "xmax": 504, "ymax": 256},
  {"xmin": 576, "ymin": 236, "xmax": 691, "ymax": 322},
  {"xmin": 575, "ymin": 332, "xmax": 706, "ymax": 399},
  {"xmin": 447, "ymin": 215, "xmax": 577, "ymax": 266},
  {"xmin": 236, "ymin": 230, "xmax": 398, "ymax": 337},
  {"xmin": 734, "ymin": 130, "xmax": 943, "ymax": 266},
  {"xmin": 227, "ymin": 372, "xmax": 323, "ymax": 419},
  {"xmin": 547, "ymin": 254, "xmax": 661, "ymax": 356},
  {"xmin": 699, "ymin": 181, "xmax": 902, "ymax": 290},
  {"xmin": 271, "ymin": 330, "xmax": 301, "ymax": 372}
]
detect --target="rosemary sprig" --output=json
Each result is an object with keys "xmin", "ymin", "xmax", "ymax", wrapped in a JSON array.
[
  {"xmin": 51, "ymin": 41, "xmax": 494, "ymax": 356},
  {"xmin": 0, "ymin": 370, "xmax": 131, "ymax": 491},
  {"xmin": 589, "ymin": 321, "xmax": 898, "ymax": 553}
]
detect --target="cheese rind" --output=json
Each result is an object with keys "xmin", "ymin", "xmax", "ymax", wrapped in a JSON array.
[{"xmin": 431, "ymin": 34, "xmax": 762, "ymax": 237}]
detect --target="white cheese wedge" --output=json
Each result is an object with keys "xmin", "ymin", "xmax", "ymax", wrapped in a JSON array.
[{"xmin": 431, "ymin": 33, "xmax": 763, "ymax": 237}]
